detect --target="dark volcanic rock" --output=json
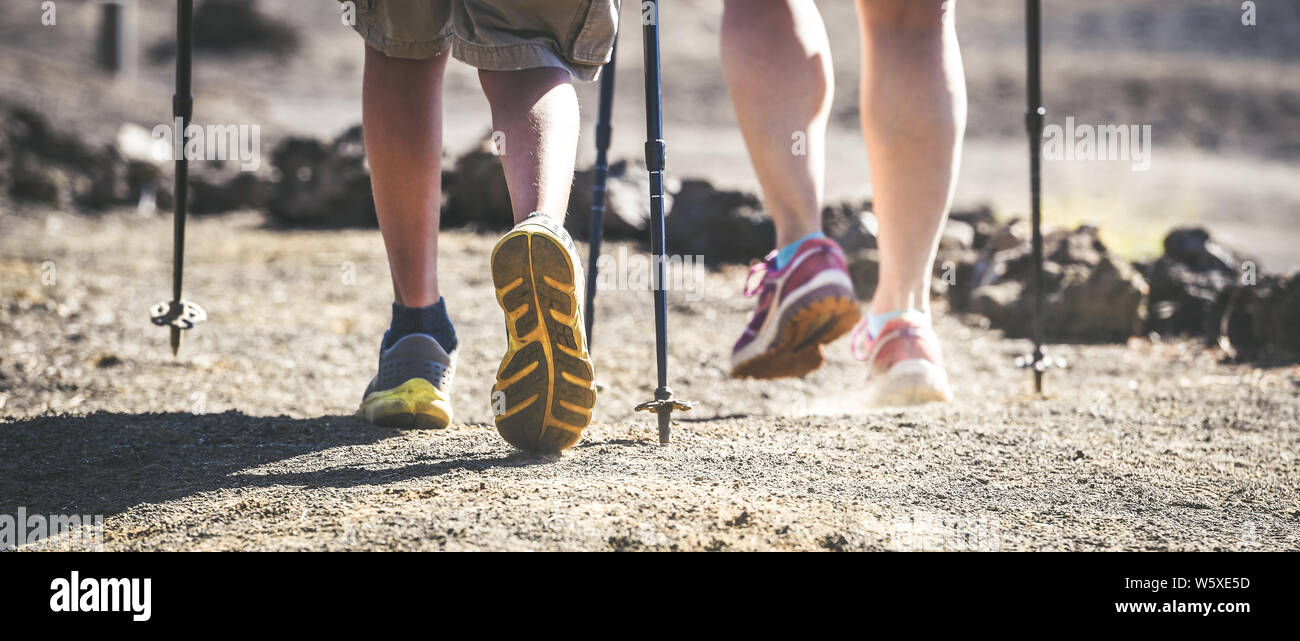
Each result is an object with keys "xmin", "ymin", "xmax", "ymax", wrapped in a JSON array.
[
  {"xmin": 193, "ymin": 0, "xmax": 298, "ymax": 55},
  {"xmin": 125, "ymin": 160, "xmax": 164, "ymax": 206},
  {"xmin": 4, "ymin": 106, "xmax": 90, "ymax": 165},
  {"xmin": 442, "ymin": 140, "xmax": 512, "ymax": 230},
  {"xmin": 1143, "ymin": 227, "xmax": 1245, "ymax": 340},
  {"xmin": 1221, "ymin": 272, "xmax": 1300, "ymax": 361},
  {"xmin": 934, "ymin": 248, "xmax": 980, "ymax": 308},
  {"xmin": 8, "ymin": 156, "xmax": 72, "ymax": 207},
  {"xmin": 74, "ymin": 147, "xmax": 131, "ymax": 210},
  {"xmin": 940, "ymin": 219, "xmax": 976, "ymax": 251},
  {"xmin": 266, "ymin": 126, "xmax": 375, "ymax": 227},
  {"xmin": 822, "ymin": 202, "xmax": 879, "ymax": 299},
  {"xmin": 821, "ymin": 201, "xmax": 876, "ymax": 254},
  {"xmin": 949, "ymin": 204, "xmax": 997, "ymax": 249},
  {"xmin": 0, "ymin": 118, "xmax": 8, "ymax": 194},
  {"xmin": 3, "ymin": 106, "xmax": 132, "ymax": 210},
  {"xmin": 666, "ymin": 180, "xmax": 773, "ymax": 265},
  {"xmin": 567, "ymin": 159, "xmax": 675, "ymax": 242},
  {"xmin": 190, "ymin": 166, "xmax": 268, "ymax": 215},
  {"xmin": 844, "ymin": 249, "xmax": 880, "ymax": 301},
  {"xmin": 969, "ymin": 224, "xmax": 1148, "ymax": 342}
]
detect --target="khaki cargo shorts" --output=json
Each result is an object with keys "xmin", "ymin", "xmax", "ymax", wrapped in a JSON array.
[{"xmin": 345, "ymin": 0, "xmax": 620, "ymax": 81}]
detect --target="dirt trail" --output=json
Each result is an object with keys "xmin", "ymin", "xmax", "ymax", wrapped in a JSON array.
[{"xmin": 2, "ymin": 210, "xmax": 1297, "ymax": 550}]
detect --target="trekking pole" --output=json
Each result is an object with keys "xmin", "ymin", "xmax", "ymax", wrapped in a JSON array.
[
  {"xmin": 632, "ymin": 0, "xmax": 691, "ymax": 443},
  {"xmin": 584, "ymin": 46, "xmax": 617, "ymax": 349},
  {"xmin": 1019, "ymin": 0, "xmax": 1050, "ymax": 393},
  {"xmin": 150, "ymin": 0, "xmax": 205, "ymax": 356}
]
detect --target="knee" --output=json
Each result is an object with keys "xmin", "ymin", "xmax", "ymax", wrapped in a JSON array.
[
  {"xmin": 856, "ymin": 0, "xmax": 953, "ymax": 32},
  {"xmin": 723, "ymin": 0, "xmax": 799, "ymax": 30},
  {"xmin": 721, "ymin": 0, "xmax": 830, "ymax": 71}
]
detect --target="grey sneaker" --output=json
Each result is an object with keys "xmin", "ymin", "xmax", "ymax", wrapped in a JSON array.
[{"xmin": 358, "ymin": 333, "xmax": 456, "ymax": 429}]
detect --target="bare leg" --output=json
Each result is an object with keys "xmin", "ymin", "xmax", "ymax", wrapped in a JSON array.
[
  {"xmin": 481, "ymin": 67, "xmax": 595, "ymax": 453},
  {"xmin": 362, "ymin": 46, "xmax": 448, "ymax": 308},
  {"xmin": 857, "ymin": 0, "xmax": 967, "ymax": 316},
  {"xmin": 721, "ymin": 0, "xmax": 832, "ymax": 248},
  {"xmin": 721, "ymin": 0, "xmax": 862, "ymax": 380},
  {"xmin": 479, "ymin": 67, "xmax": 580, "ymax": 224}
]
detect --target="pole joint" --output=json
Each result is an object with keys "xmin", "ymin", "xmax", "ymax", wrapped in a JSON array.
[
  {"xmin": 172, "ymin": 94, "xmax": 193, "ymax": 121},
  {"xmin": 644, "ymin": 139, "xmax": 666, "ymax": 172},
  {"xmin": 1024, "ymin": 106, "xmax": 1045, "ymax": 136},
  {"xmin": 595, "ymin": 123, "xmax": 612, "ymax": 151}
]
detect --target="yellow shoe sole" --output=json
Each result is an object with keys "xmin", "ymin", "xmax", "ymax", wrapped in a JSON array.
[
  {"xmin": 358, "ymin": 378, "xmax": 453, "ymax": 429},
  {"xmin": 490, "ymin": 225, "xmax": 596, "ymax": 454}
]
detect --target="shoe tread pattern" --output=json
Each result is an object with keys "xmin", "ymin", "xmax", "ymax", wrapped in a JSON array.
[{"xmin": 492, "ymin": 229, "xmax": 596, "ymax": 453}]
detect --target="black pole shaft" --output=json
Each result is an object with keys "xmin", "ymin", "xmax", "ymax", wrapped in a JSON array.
[
  {"xmin": 642, "ymin": 0, "xmax": 672, "ymax": 442},
  {"xmin": 172, "ymin": 0, "xmax": 193, "ymax": 304},
  {"xmin": 584, "ymin": 47, "xmax": 618, "ymax": 349},
  {"xmin": 1025, "ymin": 0, "xmax": 1045, "ymax": 393}
]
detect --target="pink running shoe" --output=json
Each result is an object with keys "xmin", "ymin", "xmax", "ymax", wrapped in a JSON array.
[
  {"xmin": 730, "ymin": 238, "xmax": 860, "ymax": 379},
  {"xmin": 851, "ymin": 313, "xmax": 953, "ymax": 406}
]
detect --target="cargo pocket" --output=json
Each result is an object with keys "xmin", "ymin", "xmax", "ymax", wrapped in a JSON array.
[{"xmin": 569, "ymin": 0, "xmax": 618, "ymax": 65}]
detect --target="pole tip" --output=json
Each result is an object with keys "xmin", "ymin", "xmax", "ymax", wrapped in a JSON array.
[{"xmin": 170, "ymin": 327, "xmax": 181, "ymax": 357}]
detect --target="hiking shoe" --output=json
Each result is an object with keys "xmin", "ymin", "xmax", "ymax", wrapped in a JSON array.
[
  {"xmin": 358, "ymin": 333, "xmax": 456, "ymax": 429},
  {"xmin": 730, "ymin": 238, "xmax": 860, "ymax": 379},
  {"xmin": 490, "ymin": 213, "xmax": 596, "ymax": 454},
  {"xmin": 851, "ymin": 314, "xmax": 952, "ymax": 407}
]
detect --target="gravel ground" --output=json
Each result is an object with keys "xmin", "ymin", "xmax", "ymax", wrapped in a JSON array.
[{"xmin": 2, "ymin": 208, "xmax": 1298, "ymax": 551}]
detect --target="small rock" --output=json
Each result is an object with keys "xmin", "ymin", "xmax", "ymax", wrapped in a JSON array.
[
  {"xmin": 266, "ymin": 126, "xmax": 376, "ymax": 227},
  {"xmin": 442, "ymin": 139, "xmax": 512, "ymax": 230},
  {"xmin": 95, "ymin": 354, "xmax": 123, "ymax": 368},
  {"xmin": 73, "ymin": 148, "xmax": 131, "ymax": 210},
  {"xmin": 969, "ymin": 224, "xmax": 1148, "ymax": 341},
  {"xmin": 939, "ymin": 219, "xmax": 976, "ymax": 251},
  {"xmin": 844, "ymin": 249, "xmax": 880, "ymax": 301},
  {"xmin": 3, "ymin": 106, "xmax": 133, "ymax": 211},
  {"xmin": 821, "ymin": 202, "xmax": 876, "ymax": 253},
  {"xmin": 1221, "ymin": 272, "xmax": 1300, "ymax": 361},
  {"xmin": 190, "ymin": 164, "xmax": 268, "ymax": 214},
  {"xmin": 666, "ymin": 179, "xmax": 772, "ymax": 265},
  {"xmin": 935, "ymin": 249, "xmax": 979, "ymax": 308},
  {"xmin": 949, "ymin": 205, "xmax": 997, "ymax": 249},
  {"xmin": 192, "ymin": 0, "xmax": 298, "ymax": 55},
  {"xmin": 9, "ymin": 157, "xmax": 71, "ymax": 207},
  {"xmin": 567, "ymin": 159, "xmax": 677, "ymax": 241},
  {"xmin": 984, "ymin": 218, "xmax": 1031, "ymax": 253},
  {"xmin": 1143, "ymin": 227, "xmax": 1246, "ymax": 341}
]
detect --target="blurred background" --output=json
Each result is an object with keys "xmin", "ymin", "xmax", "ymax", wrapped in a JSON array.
[{"xmin": 1, "ymin": 0, "xmax": 1297, "ymax": 266}]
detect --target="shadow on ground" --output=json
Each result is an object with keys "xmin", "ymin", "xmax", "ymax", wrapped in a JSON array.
[{"xmin": 0, "ymin": 411, "xmax": 547, "ymax": 518}]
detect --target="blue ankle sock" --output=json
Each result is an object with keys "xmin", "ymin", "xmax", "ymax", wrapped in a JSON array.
[
  {"xmin": 867, "ymin": 309, "xmax": 930, "ymax": 339},
  {"xmin": 774, "ymin": 231, "xmax": 826, "ymax": 270},
  {"xmin": 383, "ymin": 298, "xmax": 457, "ymax": 353}
]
